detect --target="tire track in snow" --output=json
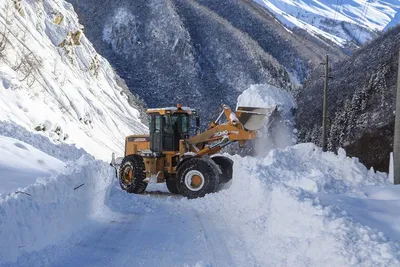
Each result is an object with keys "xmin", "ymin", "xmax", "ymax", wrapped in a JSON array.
[{"xmin": 194, "ymin": 211, "xmax": 236, "ymax": 267}]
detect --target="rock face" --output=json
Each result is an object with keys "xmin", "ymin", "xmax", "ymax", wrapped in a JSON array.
[
  {"xmin": 68, "ymin": 0, "xmax": 344, "ymax": 119},
  {"xmin": 296, "ymin": 26, "xmax": 400, "ymax": 172}
]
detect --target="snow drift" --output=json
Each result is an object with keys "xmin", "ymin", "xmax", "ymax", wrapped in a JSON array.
[{"xmin": 0, "ymin": 154, "xmax": 114, "ymax": 263}]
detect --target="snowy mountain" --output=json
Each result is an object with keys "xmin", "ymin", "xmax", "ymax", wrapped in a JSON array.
[
  {"xmin": 254, "ymin": 0, "xmax": 400, "ymax": 46},
  {"xmin": 296, "ymin": 25, "xmax": 400, "ymax": 172},
  {"xmin": 0, "ymin": 0, "xmax": 147, "ymax": 160},
  {"xmin": 67, "ymin": 0, "xmax": 345, "ymax": 120}
]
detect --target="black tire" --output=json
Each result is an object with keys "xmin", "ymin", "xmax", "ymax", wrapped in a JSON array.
[
  {"xmin": 166, "ymin": 175, "xmax": 180, "ymax": 194},
  {"xmin": 177, "ymin": 158, "xmax": 219, "ymax": 199},
  {"xmin": 211, "ymin": 156, "xmax": 233, "ymax": 184},
  {"xmin": 118, "ymin": 154, "xmax": 147, "ymax": 194}
]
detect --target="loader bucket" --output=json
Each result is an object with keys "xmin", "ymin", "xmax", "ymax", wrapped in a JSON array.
[{"xmin": 236, "ymin": 106, "xmax": 274, "ymax": 131}]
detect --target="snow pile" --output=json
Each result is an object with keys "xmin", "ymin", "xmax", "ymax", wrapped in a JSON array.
[
  {"xmin": 0, "ymin": 135, "xmax": 65, "ymax": 194},
  {"xmin": 237, "ymin": 84, "xmax": 296, "ymax": 154},
  {"xmin": 0, "ymin": 154, "xmax": 115, "ymax": 264},
  {"xmin": 0, "ymin": 0, "xmax": 147, "ymax": 160},
  {"xmin": 249, "ymin": 144, "xmax": 389, "ymax": 195},
  {"xmin": 237, "ymin": 84, "xmax": 296, "ymax": 114},
  {"xmin": 182, "ymin": 144, "xmax": 399, "ymax": 266},
  {"xmin": 253, "ymin": 0, "xmax": 400, "ymax": 45},
  {"xmin": 106, "ymin": 143, "xmax": 399, "ymax": 266}
]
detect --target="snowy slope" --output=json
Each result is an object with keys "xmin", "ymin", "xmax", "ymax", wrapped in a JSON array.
[
  {"xmin": 254, "ymin": 0, "xmax": 400, "ymax": 45},
  {"xmin": 0, "ymin": 0, "xmax": 147, "ymax": 160},
  {"xmin": 0, "ymin": 120, "xmax": 87, "ymax": 195},
  {"xmin": 2, "ymin": 142, "xmax": 400, "ymax": 266},
  {"xmin": 0, "ymin": 135, "xmax": 65, "ymax": 194}
]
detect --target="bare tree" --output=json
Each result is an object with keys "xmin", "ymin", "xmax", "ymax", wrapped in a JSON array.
[
  {"xmin": 0, "ymin": 4, "xmax": 11, "ymax": 58},
  {"xmin": 13, "ymin": 51, "xmax": 41, "ymax": 87}
]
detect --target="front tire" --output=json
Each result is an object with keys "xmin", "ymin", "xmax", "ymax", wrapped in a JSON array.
[
  {"xmin": 177, "ymin": 158, "xmax": 219, "ymax": 199},
  {"xmin": 119, "ymin": 154, "xmax": 147, "ymax": 194}
]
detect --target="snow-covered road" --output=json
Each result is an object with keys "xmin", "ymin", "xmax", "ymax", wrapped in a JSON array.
[{"xmin": 50, "ymin": 190, "xmax": 237, "ymax": 267}]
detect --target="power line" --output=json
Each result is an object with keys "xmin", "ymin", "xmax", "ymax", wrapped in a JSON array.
[
  {"xmin": 331, "ymin": 0, "xmax": 344, "ymax": 38},
  {"xmin": 355, "ymin": 0, "xmax": 370, "ymax": 43},
  {"xmin": 332, "ymin": 0, "xmax": 340, "ymax": 23},
  {"xmin": 332, "ymin": 0, "xmax": 343, "ymax": 23},
  {"xmin": 321, "ymin": 55, "xmax": 333, "ymax": 152}
]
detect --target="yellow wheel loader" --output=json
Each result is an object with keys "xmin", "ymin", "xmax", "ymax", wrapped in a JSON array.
[{"xmin": 111, "ymin": 104, "xmax": 267, "ymax": 199}]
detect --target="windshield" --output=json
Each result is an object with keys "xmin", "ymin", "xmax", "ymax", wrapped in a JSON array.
[{"xmin": 170, "ymin": 114, "xmax": 189, "ymax": 134}]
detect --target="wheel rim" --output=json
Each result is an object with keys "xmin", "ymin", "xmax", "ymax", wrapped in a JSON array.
[
  {"xmin": 121, "ymin": 164, "xmax": 134, "ymax": 185},
  {"xmin": 184, "ymin": 170, "xmax": 205, "ymax": 191}
]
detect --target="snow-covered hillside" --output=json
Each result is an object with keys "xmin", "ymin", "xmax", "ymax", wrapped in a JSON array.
[
  {"xmin": 0, "ymin": 135, "xmax": 64, "ymax": 194},
  {"xmin": 254, "ymin": 0, "xmax": 400, "ymax": 45},
  {"xmin": 0, "ymin": 0, "xmax": 147, "ymax": 160}
]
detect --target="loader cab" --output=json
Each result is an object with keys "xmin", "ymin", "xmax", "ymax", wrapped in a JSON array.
[{"xmin": 147, "ymin": 105, "xmax": 197, "ymax": 153}]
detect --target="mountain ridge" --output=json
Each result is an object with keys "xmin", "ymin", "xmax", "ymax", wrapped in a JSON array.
[
  {"xmin": 296, "ymin": 25, "xmax": 400, "ymax": 171},
  {"xmin": 68, "ymin": 0, "xmax": 345, "ymax": 120}
]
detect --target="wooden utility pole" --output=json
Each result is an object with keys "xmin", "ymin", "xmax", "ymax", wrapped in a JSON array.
[
  {"xmin": 394, "ymin": 49, "xmax": 400, "ymax": 184},
  {"xmin": 322, "ymin": 55, "xmax": 329, "ymax": 152}
]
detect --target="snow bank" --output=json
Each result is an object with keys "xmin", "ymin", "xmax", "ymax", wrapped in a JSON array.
[
  {"xmin": 0, "ymin": 0, "xmax": 147, "ymax": 161},
  {"xmin": 0, "ymin": 155, "xmax": 115, "ymax": 264},
  {"xmin": 0, "ymin": 135, "xmax": 65, "ymax": 194}
]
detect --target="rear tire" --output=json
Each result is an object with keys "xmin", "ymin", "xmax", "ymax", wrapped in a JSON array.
[
  {"xmin": 166, "ymin": 176, "xmax": 179, "ymax": 194},
  {"xmin": 177, "ymin": 158, "xmax": 219, "ymax": 199},
  {"xmin": 211, "ymin": 156, "xmax": 233, "ymax": 184},
  {"xmin": 119, "ymin": 154, "xmax": 147, "ymax": 194}
]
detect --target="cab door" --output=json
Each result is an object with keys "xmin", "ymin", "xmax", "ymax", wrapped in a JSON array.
[{"xmin": 150, "ymin": 115, "xmax": 163, "ymax": 153}]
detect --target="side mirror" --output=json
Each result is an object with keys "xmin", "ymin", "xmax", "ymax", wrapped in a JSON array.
[
  {"xmin": 110, "ymin": 152, "xmax": 116, "ymax": 166},
  {"xmin": 110, "ymin": 153, "xmax": 123, "ymax": 167},
  {"xmin": 115, "ymin": 157, "xmax": 123, "ymax": 165}
]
